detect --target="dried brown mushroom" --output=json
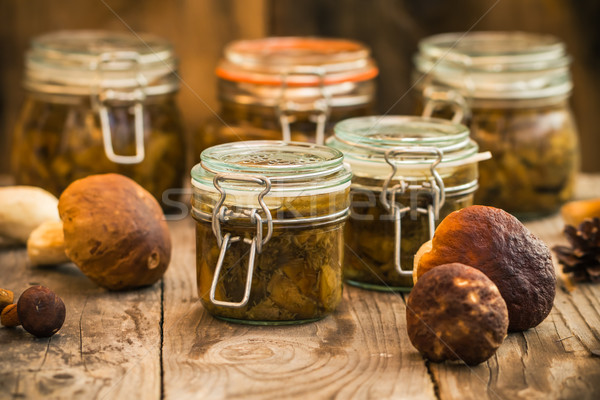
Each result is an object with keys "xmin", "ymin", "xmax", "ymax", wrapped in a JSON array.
[
  {"xmin": 406, "ymin": 263, "xmax": 508, "ymax": 366},
  {"xmin": 58, "ymin": 174, "xmax": 171, "ymax": 290},
  {"xmin": 415, "ymin": 205, "xmax": 555, "ymax": 332},
  {"xmin": 17, "ymin": 286, "xmax": 65, "ymax": 337}
]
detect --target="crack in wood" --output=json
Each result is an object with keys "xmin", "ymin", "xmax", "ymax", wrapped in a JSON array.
[
  {"xmin": 13, "ymin": 371, "xmax": 21, "ymax": 398},
  {"xmin": 486, "ymin": 356, "xmax": 494, "ymax": 390},
  {"xmin": 581, "ymin": 287, "xmax": 600, "ymax": 338},
  {"xmin": 79, "ymin": 295, "xmax": 91, "ymax": 374},
  {"xmin": 425, "ymin": 360, "xmax": 441, "ymax": 400},
  {"xmin": 159, "ymin": 278, "xmax": 165, "ymax": 400},
  {"xmin": 37, "ymin": 336, "xmax": 52, "ymax": 372},
  {"xmin": 567, "ymin": 291, "xmax": 600, "ymax": 352},
  {"xmin": 519, "ymin": 333, "xmax": 530, "ymax": 388}
]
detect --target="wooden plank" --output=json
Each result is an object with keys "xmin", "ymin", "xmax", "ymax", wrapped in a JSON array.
[
  {"xmin": 430, "ymin": 175, "xmax": 600, "ymax": 400},
  {"xmin": 0, "ymin": 242, "xmax": 162, "ymax": 399},
  {"xmin": 162, "ymin": 219, "xmax": 436, "ymax": 400}
]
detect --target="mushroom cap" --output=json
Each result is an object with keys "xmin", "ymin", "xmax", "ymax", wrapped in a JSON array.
[
  {"xmin": 417, "ymin": 205, "xmax": 555, "ymax": 331},
  {"xmin": 17, "ymin": 286, "xmax": 66, "ymax": 337},
  {"xmin": 406, "ymin": 263, "xmax": 508, "ymax": 365},
  {"xmin": 58, "ymin": 174, "xmax": 171, "ymax": 290}
]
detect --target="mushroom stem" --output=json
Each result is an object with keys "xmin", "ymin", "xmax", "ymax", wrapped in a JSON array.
[
  {"xmin": 0, "ymin": 186, "xmax": 60, "ymax": 243},
  {"xmin": 27, "ymin": 221, "xmax": 70, "ymax": 266}
]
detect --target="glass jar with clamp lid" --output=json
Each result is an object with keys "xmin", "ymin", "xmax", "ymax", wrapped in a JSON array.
[
  {"xmin": 191, "ymin": 141, "xmax": 352, "ymax": 324},
  {"xmin": 327, "ymin": 116, "xmax": 490, "ymax": 291}
]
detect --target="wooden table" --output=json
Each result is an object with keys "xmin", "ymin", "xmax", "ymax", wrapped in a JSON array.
[{"xmin": 1, "ymin": 175, "xmax": 599, "ymax": 400}]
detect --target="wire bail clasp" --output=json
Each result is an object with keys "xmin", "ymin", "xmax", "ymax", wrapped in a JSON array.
[
  {"xmin": 421, "ymin": 86, "xmax": 469, "ymax": 124},
  {"xmin": 278, "ymin": 68, "xmax": 331, "ymax": 145},
  {"xmin": 91, "ymin": 51, "xmax": 147, "ymax": 164},
  {"xmin": 209, "ymin": 173, "xmax": 273, "ymax": 308},
  {"xmin": 380, "ymin": 147, "xmax": 445, "ymax": 276}
]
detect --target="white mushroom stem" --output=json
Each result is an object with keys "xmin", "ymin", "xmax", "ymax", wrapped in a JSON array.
[
  {"xmin": 0, "ymin": 186, "xmax": 60, "ymax": 244},
  {"xmin": 27, "ymin": 221, "xmax": 70, "ymax": 266}
]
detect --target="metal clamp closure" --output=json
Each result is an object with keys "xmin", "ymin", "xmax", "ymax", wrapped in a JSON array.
[
  {"xmin": 277, "ymin": 68, "xmax": 331, "ymax": 145},
  {"xmin": 421, "ymin": 86, "xmax": 469, "ymax": 124},
  {"xmin": 92, "ymin": 51, "xmax": 147, "ymax": 164},
  {"xmin": 380, "ymin": 147, "xmax": 445, "ymax": 276},
  {"xmin": 209, "ymin": 173, "xmax": 273, "ymax": 308}
]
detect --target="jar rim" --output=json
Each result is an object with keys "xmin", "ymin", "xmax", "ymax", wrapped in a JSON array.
[
  {"xmin": 192, "ymin": 141, "xmax": 352, "ymax": 196},
  {"xmin": 216, "ymin": 36, "xmax": 378, "ymax": 86},
  {"xmin": 333, "ymin": 116, "xmax": 470, "ymax": 150},
  {"xmin": 418, "ymin": 31, "xmax": 569, "ymax": 71},
  {"xmin": 25, "ymin": 30, "xmax": 179, "ymax": 95},
  {"xmin": 328, "ymin": 116, "xmax": 487, "ymax": 174},
  {"xmin": 414, "ymin": 31, "xmax": 572, "ymax": 99}
]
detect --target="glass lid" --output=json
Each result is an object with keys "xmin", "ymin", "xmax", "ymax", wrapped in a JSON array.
[
  {"xmin": 25, "ymin": 30, "xmax": 178, "ymax": 94},
  {"xmin": 329, "ymin": 116, "xmax": 478, "ymax": 163},
  {"xmin": 417, "ymin": 31, "xmax": 569, "ymax": 72},
  {"xmin": 414, "ymin": 31, "xmax": 572, "ymax": 99},
  {"xmin": 328, "ymin": 116, "xmax": 490, "ymax": 177},
  {"xmin": 192, "ymin": 141, "xmax": 352, "ymax": 195},
  {"xmin": 216, "ymin": 37, "xmax": 378, "ymax": 86},
  {"xmin": 334, "ymin": 116, "xmax": 470, "ymax": 151}
]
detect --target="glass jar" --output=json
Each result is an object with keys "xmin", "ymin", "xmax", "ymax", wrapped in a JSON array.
[
  {"xmin": 414, "ymin": 31, "xmax": 580, "ymax": 218},
  {"xmin": 191, "ymin": 141, "xmax": 351, "ymax": 324},
  {"xmin": 11, "ymin": 31, "xmax": 185, "ymax": 209},
  {"xmin": 327, "ymin": 116, "xmax": 490, "ymax": 291},
  {"xmin": 195, "ymin": 37, "xmax": 378, "ymax": 156}
]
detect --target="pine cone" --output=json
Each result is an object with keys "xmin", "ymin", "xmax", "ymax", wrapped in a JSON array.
[{"xmin": 553, "ymin": 217, "xmax": 600, "ymax": 283}]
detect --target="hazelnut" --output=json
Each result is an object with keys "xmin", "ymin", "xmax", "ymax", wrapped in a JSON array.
[
  {"xmin": 17, "ymin": 286, "xmax": 66, "ymax": 338},
  {"xmin": 0, "ymin": 288, "xmax": 14, "ymax": 312},
  {"xmin": 416, "ymin": 206, "xmax": 555, "ymax": 332},
  {"xmin": 1, "ymin": 304, "xmax": 20, "ymax": 327},
  {"xmin": 406, "ymin": 263, "xmax": 508, "ymax": 366}
]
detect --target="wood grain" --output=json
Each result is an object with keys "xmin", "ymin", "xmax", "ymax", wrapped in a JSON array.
[
  {"xmin": 0, "ymin": 243, "xmax": 162, "ymax": 399},
  {"xmin": 162, "ymin": 219, "xmax": 436, "ymax": 400},
  {"xmin": 1, "ymin": 174, "xmax": 600, "ymax": 399}
]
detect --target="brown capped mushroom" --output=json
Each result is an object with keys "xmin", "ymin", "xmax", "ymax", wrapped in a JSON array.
[
  {"xmin": 17, "ymin": 286, "xmax": 65, "ymax": 337},
  {"xmin": 58, "ymin": 174, "xmax": 171, "ymax": 290},
  {"xmin": 407, "ymin": 263, "xmax": 508, "ymax": 365},
  {"xmin": 415, "ymin": 205, "xmax": 555, "ymax": 332}
]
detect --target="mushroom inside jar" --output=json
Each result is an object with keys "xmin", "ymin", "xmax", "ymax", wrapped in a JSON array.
[
  {"xmin": 12, "ymin": 94, "xmax": 185, "ymax": 210},
  {"xmin": 344, "ymin": 164, "xmax": 476, "ymax": 290},
  {"xmin": 469, "ymin": 103, "xmax": 579, "ymax": 217},
  {"xmin": 195, "ymin": 190, "xmax": 347, "ymax": 323}
]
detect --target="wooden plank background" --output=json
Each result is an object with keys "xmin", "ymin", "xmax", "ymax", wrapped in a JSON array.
[{"xmin": 1, "ymin": 0, "xmax": 599, "ymax": 174}]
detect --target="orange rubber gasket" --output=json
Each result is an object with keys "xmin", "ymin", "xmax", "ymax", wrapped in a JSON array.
[
  {"xmin": 216, "ymin": 66, "xmax": 379, "ymax": 86},
  {"xmin": 217, "ymin": 37, "xmax": 379, "ymax": 86}
]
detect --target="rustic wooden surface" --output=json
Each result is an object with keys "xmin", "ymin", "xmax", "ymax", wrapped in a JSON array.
[{"xmin": 1, "ymin": 174, "xmax": 600, "ymax": 400}]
